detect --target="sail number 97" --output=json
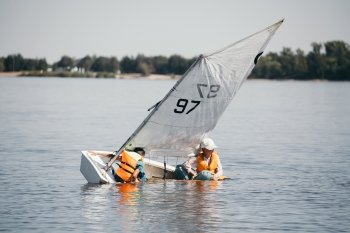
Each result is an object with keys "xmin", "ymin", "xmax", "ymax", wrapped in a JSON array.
[
  {"xmin": 173, "ymin": 83, "xmax": 220, "ymax": 114},
  {"xmin": 174, "ymin": 99, "xmax": 200, "ymax": 114}
]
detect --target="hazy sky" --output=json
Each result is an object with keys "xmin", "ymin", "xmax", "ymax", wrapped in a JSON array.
[{"xmin": 1, "ymin": 0, "xmax": 349, "ymax": 63}]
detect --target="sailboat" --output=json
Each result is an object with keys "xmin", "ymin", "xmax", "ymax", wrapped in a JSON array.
[{"xmin": 80, "ymin": 19, "xmax": 284, "ymax": 184}]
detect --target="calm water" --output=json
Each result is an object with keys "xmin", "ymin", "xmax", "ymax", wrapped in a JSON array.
[{"xmin": 0, "ymin": 77, "xmax": 349, "ymax": 232}]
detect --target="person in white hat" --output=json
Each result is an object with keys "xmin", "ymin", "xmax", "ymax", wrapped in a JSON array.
[{"xmin": 182, "ymin": 138, "xmax": 223, "ymax": 180}]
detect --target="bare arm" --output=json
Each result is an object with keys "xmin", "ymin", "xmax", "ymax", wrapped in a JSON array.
[
  {"xmin": 132, "ymin": 169, "xmax": 140, "ymax": 183},
  {"xmin": 183, "ymin": 157, "xmax": 197, "ymax": 177}
]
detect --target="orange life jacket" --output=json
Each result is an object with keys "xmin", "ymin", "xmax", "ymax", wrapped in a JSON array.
[
  {"xmin": 115, "ymin": 150, "xmax": 141, "ymax": 182},
  {"xmin": 196, "ymin": 151, "xmax": 219, "ymax": 174}
]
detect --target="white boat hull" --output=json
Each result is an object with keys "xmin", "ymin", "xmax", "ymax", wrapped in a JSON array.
[{"xmin": 80, "ymin": 151, "xmax": 176, "ymax": 184}]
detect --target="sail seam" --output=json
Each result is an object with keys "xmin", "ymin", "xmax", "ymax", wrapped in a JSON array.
[{"xmin": 148, "ymin": 120, "xmax": 215, "ymax": 129}]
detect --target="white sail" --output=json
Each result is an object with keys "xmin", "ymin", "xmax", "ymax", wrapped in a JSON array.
[{"xmin": 123, "ymin": 20, "xmax": 284, "ymax": 158}]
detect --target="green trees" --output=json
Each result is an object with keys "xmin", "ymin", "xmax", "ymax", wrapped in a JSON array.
[
  {"xmin": 168, "ymin": 55, "xmax": 192, "ymax": 75},
  {"xmin": 1, "ymin": 54, "xmax": 48, "ymax": 72},
  {"xmin": 4, "ymin": 54, "xmax": 24, "ymax": 71},
  {"xmin": 135, "ymin": 54, "xmax": 153, "ymax": 76},
  {"xmin": 90, "ymin": 56, "xmax": 119, "ymax": 73},
  {"xmin": 254, "ymin": 53, "xmax": 282, "ymax": 78},
  {"xmin": 55, "ymin": 55, "xmax": 74, "ymax": 70},
  {"xmin": 323, "ymin": 41, "xmax": 350, "ymax": 80},
  {"xmin": 119, "ymin": 54, "xmax": 194, "ymax": 76},
  {"xmin": 294, "ymin": 49, "xmax": 308, "ymax": 79},
  {"xmin": 0, "ymin": 57, "xmax": 4, "ymax": 71},
  {"xmin": 50, "ymin": 55, "xmax": 119, "ymax": 74},
  {"xmin": 306, "ymin": 43, "xmax": 325, "ymax": 79},
  {"xmin": 251, "ymin": 40, "xmax": 350, "ymax": 80},
  {"xmin": 77, "ymin": 56, "xmax": 93, "ymax": 72},
  {"xmin": 152, "ymin": 56, "xmax": 169, "ymax": 74},
  {"xmin": 120, "ymin": 56, "xmax": 136, "ymax": 73}
]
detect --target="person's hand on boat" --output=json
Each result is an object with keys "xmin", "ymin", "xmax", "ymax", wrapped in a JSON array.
[{"xmin": 188, "ymin": 170, "xmax": 197, "ymax": 180}]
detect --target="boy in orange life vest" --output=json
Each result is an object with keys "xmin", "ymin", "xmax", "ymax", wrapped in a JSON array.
[
  {"xmin": 112, "ymin": 148, "xmax": 147, "ymax": 183},
  {"xmin": 183, "ymin": 138, "xmax": 223, "ymax": 181}
]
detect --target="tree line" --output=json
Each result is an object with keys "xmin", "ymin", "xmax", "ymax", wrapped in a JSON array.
[
  {"xmin": 0, "ymin": 54, "xmax": 48, "ymax": 72},
  {"xmin": 0, "ymin": 53, "xmax": 195, "ymax": 77},
  {"xmin": 251, "ymin": 40, "xmax": 350, "ymax": 81},
  {"xmin": 1, "ymin": 40, "xmax": 349, "ymax": 80}
]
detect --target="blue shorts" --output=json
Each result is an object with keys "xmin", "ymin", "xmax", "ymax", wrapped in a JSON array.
[{"xmin": 194, "ymin": 170, "xmax": 213, "ymax": 180}]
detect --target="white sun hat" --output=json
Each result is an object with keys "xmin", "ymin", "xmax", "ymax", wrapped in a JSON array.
[{"xmin": 200, "ymin": 138, "xmax": 217, "ymax": 150}]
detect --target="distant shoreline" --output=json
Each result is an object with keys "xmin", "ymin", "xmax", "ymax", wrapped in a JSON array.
[
  {"xmin": 0, "ymin": 72, "xmax": 347, "ymax": 81},
  {"xmin": 0, "ymin": 72, "xmax": 181, "ymax": 80}
]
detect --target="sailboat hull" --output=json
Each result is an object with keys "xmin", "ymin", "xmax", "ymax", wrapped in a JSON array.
[{"xmin": 80, "ymin": 151, "xmax": 176, "ymax": 184}]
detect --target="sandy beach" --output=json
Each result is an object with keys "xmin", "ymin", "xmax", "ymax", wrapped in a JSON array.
[{"xmin": 0, "ymin": 72, "xmax": 22, "ymax": 77}]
